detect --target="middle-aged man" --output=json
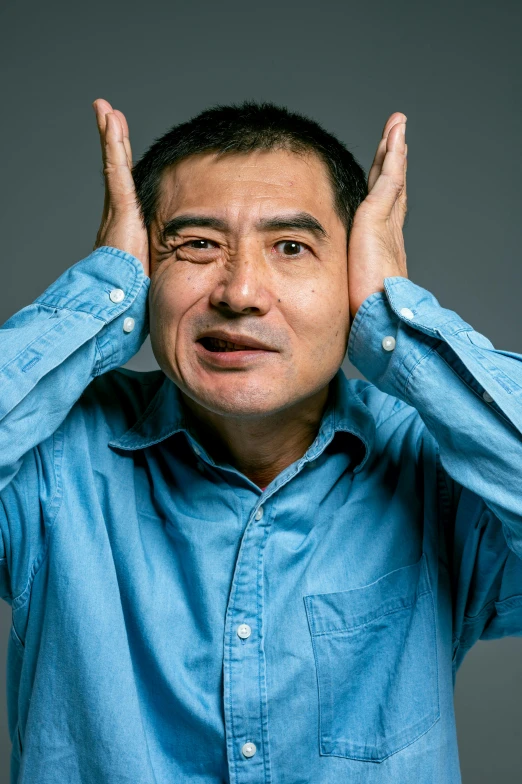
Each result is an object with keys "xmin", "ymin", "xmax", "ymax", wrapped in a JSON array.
[{"xmin": 1, "ymin": 98, "xmax": 521, "ymax": 784}]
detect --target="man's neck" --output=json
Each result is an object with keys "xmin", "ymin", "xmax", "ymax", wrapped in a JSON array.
[{"xmin": 180, "ymin": 384, "xmax": 331, "ymax": 489}]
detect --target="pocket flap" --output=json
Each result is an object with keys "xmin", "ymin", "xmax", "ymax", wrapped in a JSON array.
[{"xmin": 304, "ymin": 553, "xmax": 431, "ymax": 636}]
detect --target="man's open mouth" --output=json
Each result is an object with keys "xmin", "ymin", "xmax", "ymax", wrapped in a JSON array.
[{"xmin": 199, "ymin": 337, "xmax": 263, "ymax": 352}]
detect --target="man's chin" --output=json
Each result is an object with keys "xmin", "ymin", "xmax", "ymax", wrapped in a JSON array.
[{"xmin": 179, "ymin": 375, "xmax": 296, "ymax": 421}]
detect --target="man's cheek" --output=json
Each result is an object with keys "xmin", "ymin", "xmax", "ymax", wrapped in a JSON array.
[
  {"xmin": 150, "ymin": 272, "xmax": 192, "ymax": 328},
  {"xmin": 296, "ymin": 300, "xmax": 348, "ymax": 367}
]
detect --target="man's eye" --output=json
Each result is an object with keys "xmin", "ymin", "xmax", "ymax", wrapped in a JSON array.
[
  {"xmin": 183, "ymin": 239, "xmax": 217, "ymax": 249},
  {"xmin": 275, "ymin": 241, "xmax": 307, "ymax": 256}
]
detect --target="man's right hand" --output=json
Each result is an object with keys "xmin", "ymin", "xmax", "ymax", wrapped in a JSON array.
[{"xmin": 92, "ymin": 99, "xmax": 150, "ymax": 277}]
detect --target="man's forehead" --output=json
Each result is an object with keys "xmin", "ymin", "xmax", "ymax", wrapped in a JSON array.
[
  {"xmin": 155, "ymin": 147, "xmax": 335, "ymax": 216},
  {"xmin": 158, "ymin": 149, "xmax": 331, "ymax": 202}
]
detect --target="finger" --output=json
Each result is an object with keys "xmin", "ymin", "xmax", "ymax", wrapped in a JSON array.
[
  {"xmin": 380, "ymin": 120, "xmax": 406, "ymax": 178},
  {"xmin": 389, "ymin": 140, "xmax": 408, "ymax": 225},
  {"xmin": 398, "ymin": 142, "xmax": 408, "ymax": 214},
  {"xmin": 365, "ymin": 122, "xmax": 406, "ymax": 218},
  {"xmin": 92, "ymin": 98, "xmax": 115, "ymax": 168},
  {"xmin": 104, "ymin": 112, "xmax": 137, "ymax": 200},
  {"xmin": 367, "ymin": 136, "xmax": 387, "ymax": 192},
  {"xmin": 381, "ymin": 111, "xmax": 407, "ymax": 139},
  {"xmin": 113, "ymin": 109, "xmax": 133, "ymax": 168},
  {"xmin": 368, "ymin": 114, "xmax": 407, "ymax": 192}
]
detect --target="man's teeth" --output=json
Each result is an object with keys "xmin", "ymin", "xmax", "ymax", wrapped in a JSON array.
[{"xmin": 208, "ymin": 338, "xmax": 253, "ymax": 351}]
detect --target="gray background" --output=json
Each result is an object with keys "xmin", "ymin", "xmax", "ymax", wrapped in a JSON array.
[{"xmin": 0, "ymin": 0, "xmax": 521, "ymax": 779}]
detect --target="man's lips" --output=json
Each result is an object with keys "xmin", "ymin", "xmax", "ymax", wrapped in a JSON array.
[
  {"xmin": 200, "ymin": 337, "xmax": 259, "ymax": 352},
  {"xmin": 195, "ymin": 330, "xmax": 278, "ymax": 367},
  {"xmin": 197, "ymin": 330, "xmax": 276, "ymax": 352}
]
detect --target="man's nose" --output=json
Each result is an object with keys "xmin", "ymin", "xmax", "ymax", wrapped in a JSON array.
[{"xmin": 209, "ymin": 252, "xmax": 271, "ymax": 316}]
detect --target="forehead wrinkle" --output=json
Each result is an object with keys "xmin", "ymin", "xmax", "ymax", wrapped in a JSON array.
[{"xmin": 158, "ymin": 148, "xmax": 330, "ymax": 204}]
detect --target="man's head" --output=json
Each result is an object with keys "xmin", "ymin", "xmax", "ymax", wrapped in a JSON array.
[{"xmin": 132, "ymin": 101, "xmax": 367, "ymax": 420}]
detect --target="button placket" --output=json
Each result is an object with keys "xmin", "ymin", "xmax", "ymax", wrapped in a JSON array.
[
  {"xmin": 237, "ymin": 624, "xmax": 252, "ymax": 639},
  {"xmin": 223, "ymin": 500, "xmax": 272, "ymax": 782}
]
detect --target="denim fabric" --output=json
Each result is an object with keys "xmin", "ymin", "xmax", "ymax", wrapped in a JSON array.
[{"xmin": 1, "ymin": 246, "xmax": 522, "ymax": 784}]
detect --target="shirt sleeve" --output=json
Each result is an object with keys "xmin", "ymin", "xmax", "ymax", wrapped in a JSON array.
[
  {"xmin": 347, "ymin": 276, "xmax": 522, "ymax": 663},
  {"xmin": 0, "ymin": 246, "xmax": 150, "ymax": 603}
]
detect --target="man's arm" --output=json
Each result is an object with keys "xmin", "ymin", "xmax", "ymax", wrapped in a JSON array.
[
  {"xmin": 1, "ymin": 98, "xmax": 148, "ymax": 489},
  {"xmin": 347, "ymin": 111, "xmax": 522, "ymax": 551},
  {"xmin": 0, "ymin": 100, "xmax": 149, "ymax": 602},
  {"xmin": 348, "ymin": 276, "xmax": 522, "ymax": 662},
  {"xmin": 347, "ymin": 113, "xmax": 522, "ymax": 663},
  {"xmin": 349, "ymin": 275, "xmax": 522, "ymax": 540}
]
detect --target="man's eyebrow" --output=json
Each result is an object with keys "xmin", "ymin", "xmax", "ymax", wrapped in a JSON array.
[
  {"xmin": 160, "ymin": 211, "xmax": 330, "ymax": 243},
  {"xmin": 160, "ymin": 214, "xmax": 229, "ymax": 241},
  {"xmin": 256, "ymin": 213, "xmax": 330, "ymax": 242}
]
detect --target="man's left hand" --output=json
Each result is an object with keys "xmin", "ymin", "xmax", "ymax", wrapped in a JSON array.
[{"xmin": 347, "ymin": 112, "xmax": 408, "ymax": 323}]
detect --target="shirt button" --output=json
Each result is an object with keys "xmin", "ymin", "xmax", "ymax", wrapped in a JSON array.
[
  {"xmin": 242, "ymin": 742, "xmax": 257, "ymax": 758},
  {"xmin": 255, "ymin": 507, "xmax": 264, "ymax": 521},
  {"xmin": 123, "ymin": 317, "xmax": 135, "ymax": 333},
  {"xmin": 382, "ymin": 336, "xmax": 396, "ymax": 351},
  {"xmin": 237, "ymin": 623, "xmax": 252, "ymax": 639},
  {"xmin": 400, "ymin": 307, "xmax": 414, "ymax": 320},
  {"xmin": 193, "ymin": 445, "xmax": 201, "ymax": 456},
  {"xmin": 109, "ymin": 288, "xmax": 125, "ymax": 303},
  {"xmin": 483, "ymin": 390, "xmax": 494, "ymax": 403}
]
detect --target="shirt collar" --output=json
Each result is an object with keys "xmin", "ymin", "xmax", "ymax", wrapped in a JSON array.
[{"xmin": 108, "ymin": 368, "xmax": 376, "ymax": 473}]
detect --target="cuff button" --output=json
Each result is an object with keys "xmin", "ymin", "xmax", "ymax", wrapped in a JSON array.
[
  {"xmin": 110, "ymin": 288, "xmax": 125, "ymax": 303},
  {"xmin": 382, "ymin": 336, "xmax": 396, "ymax": 351}
]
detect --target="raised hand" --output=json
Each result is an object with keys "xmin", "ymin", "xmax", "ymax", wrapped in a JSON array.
[
  {"xmin": 347, "ymin": 112, "xmax": 408, "ymax": 321},
  {"xmin": 92, "ymin": 99, "xmax": 149, "ymax": 276}
]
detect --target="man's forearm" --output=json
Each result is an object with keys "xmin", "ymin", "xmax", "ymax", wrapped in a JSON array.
[
  {"xmin": 0, "ymin": 246, "xmax": 149, "ymax": 491},
  {"xmin": 348, "ymin": 274, "xmax": 522, "ymax": 556}
]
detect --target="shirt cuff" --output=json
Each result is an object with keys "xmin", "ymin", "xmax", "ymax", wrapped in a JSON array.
[
  {"xmin": 34, "ymin": 246, "xmax": 150, "ymax": 374},
  {"xmin": 347, "ymin": 277, "xmax": 450, "ymax": 400}
]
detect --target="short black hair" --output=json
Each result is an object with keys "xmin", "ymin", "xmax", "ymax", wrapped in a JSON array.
[{"xmin": 132, "ymin": 100, "xmax": 368, "ymax": 238}]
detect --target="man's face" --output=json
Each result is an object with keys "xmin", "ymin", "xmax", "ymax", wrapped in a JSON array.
[{"xmin": 148, "ymin": 147, "xmax": 350, "ymax": 418}]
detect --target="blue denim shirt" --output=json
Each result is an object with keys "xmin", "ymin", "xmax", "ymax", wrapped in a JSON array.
[{"xmin": 2, "ymin": 246, "xmax": 522, "ymax": 784}]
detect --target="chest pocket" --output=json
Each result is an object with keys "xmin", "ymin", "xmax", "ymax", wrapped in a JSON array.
[{"xmin": 304, "ymin": 553, "xmax": 440, "ymax": 762}]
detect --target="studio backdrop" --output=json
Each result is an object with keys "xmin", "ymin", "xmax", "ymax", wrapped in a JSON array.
[{"xmin": 0, "ymin": 0, "xmax": 521, "ymax": 781}]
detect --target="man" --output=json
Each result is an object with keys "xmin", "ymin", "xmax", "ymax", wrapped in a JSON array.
[{"xmin": 1, "ymin": 97, "xmax": 521, "ymax": 784}]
